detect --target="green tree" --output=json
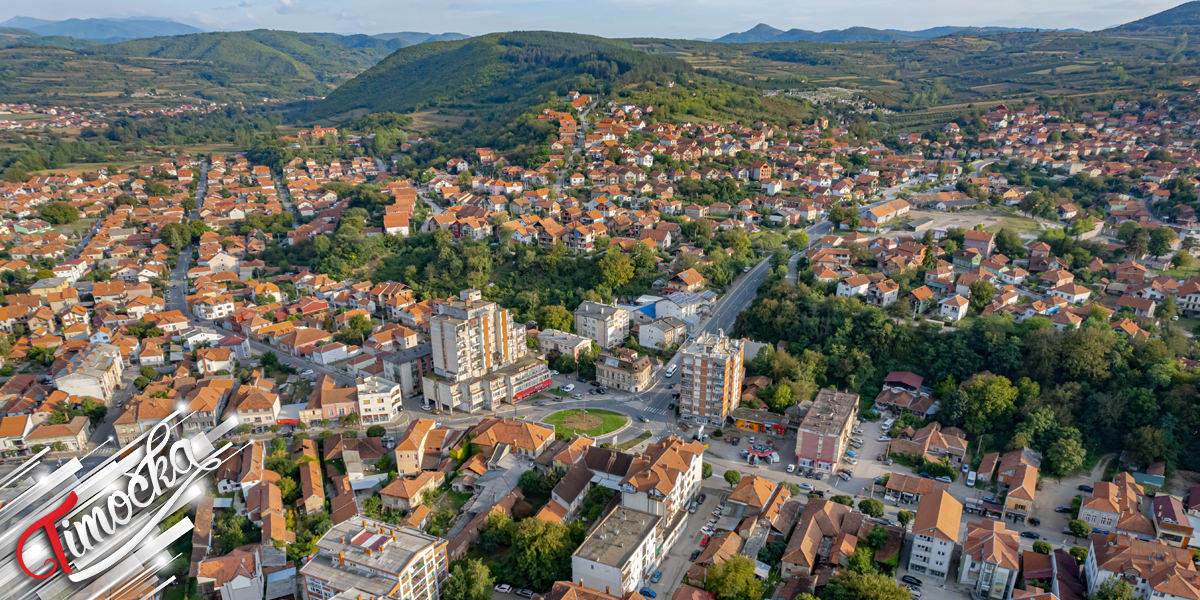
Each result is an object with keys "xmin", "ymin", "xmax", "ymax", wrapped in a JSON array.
[
  {"xmin": 897, "ymin": 510, "xmax": 914, "ymax": 530},
  {"xmin": 1092, "ymin": 578, "xmax": 1136, "ymax": 600},
  {"xmin": 724, "ymin": 470, "xmax": 742, "ymax": 488},
  {"xmin": 702, "ymin": 462, "xmax": 713, "ymax": 479},
  {"xmin": 366, "ymin": 425, "xmax": 387, "ymax": 437},
  {"xmin": 788, "ymin": 231, "xmax": 809, "ymax": 250},
  {"xmin": 961, "ymin": 373, "xmax": 1018, "ymax": 435},
  {"xmin": 1068, "ymin": 519, "xmax": 1092, "ymax": 538},
  {"xmin": 704, "ymin": 555, "xmax": 762, "ymax": 600},
  {"xmin": 858, "ymin": 498, "xmax": 885, "ymax": 518},
  {"xmin": 831, "ymin": 495, "xmax": 853, "ymax": 506},
  {"xmin": 1046, "ymin": 436, "xmax": 1086, "ymax": 477},
  {"xmin": 536, "ymin": 304, "xmax": 574, "ymax": 332},
  {"xmin": 821, "ymin": 571, "xmax": 910, "ymax": 600},
  {"xmin": 38, "ymin": 201, "xmax": 79, "ymax": 225},
  {"xmin": 1148, "ymin": 227, "xmax": 1176, "ymax": 257},
  {"xmin": 512, "ymin": 518, "xmax": 572, "ymax": 589},
  {"xmin": 968, "ymin": 279, "xmax": 997, "ymax": 313},
  {"xmin": 442, "ymin": 559, "xmax": 494, "ymax": 600},
  {"xmin": 1032, "ymin": 540, "xmax": 1052, "ymax": 554},
  {"xmin": 1124, "ymin": 425, "xmax": 1170, "ymax": 466},
  {"xmin": 597, "ymin": 249, "xmax": 635, "ymax": 289}
]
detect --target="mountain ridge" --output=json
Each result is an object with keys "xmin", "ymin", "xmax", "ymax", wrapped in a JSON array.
[
  {"xmin": 1, "ymin": 16, "xmax": 202, "ymax": 42},
  {"xmin": 713, "ymin": 22, "xmax": 1082, "ymax": 43}
]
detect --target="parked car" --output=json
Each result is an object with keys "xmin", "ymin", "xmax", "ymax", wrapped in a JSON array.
[
  {"xmin": 1020, "ymin": 531, "xmax": 1041, "ymax": 540},
  {"xmin": 690, "ymin": 550, "xmax": 701, "ymax": 561},
  {"xmin": 561, "ymin": 384, "xmax": 575, "ymax": 392},
  {"xmin": 843, "ymin": 456, "xmax": 857, "ymax": 465},
  {"xmin": 1055, "ymin": 506, "xmax": 1072, "ymax": 513},
  {"xmin": 838, "ymin": 471, "xmax": 851, "ymax": 481},
  {"xmin": 1077, "ymin": 485, "xmax": 1094, "ymax": 493},
  {"xmin": 845, "ymin": 450, "xmax": 858, "ymax": 458},
  {"xmin": 786, "ymin": 464, "xmax": 796, "ymax": 473},
  {"xmin": 934, "ymin": 475, "xmax": 952, "ymax": 483},
  {"xmin": 878, "ymin": 435, "xmax": 892, "ymax": 442},
  {"xmin": 495, "ymin": 584, "xmax": 513, "ymax": 593},
  {"xmin": 639, "ymin": 588, "xmax": 657, "ymax": 599},
  {"xmin": 1029, "ymin": 517, "xmax": 1041, "ymax": 526},
  {"xmin": 688, "ymin": 504, "xmax": 698, "ymax": 514},
  {"xmin": 650, "ymin": 571, "xmax": 662, "ymax": 583},
  {"xmin": 572, "ymin": 393, "xmax": 583, "ymax": 399},
  {"xmin": 901, "ymin": 575, "xmax": 923, "ymax": 587},
  {"xmin": 961, "ymin": 464, "xmax": 970, "ymax": 472},
  {"xmin": 798, "ymin": 482, "xmax": 813, "ymax": 491},
  {"xmin": 549, "ymin": 370, "xmax": 559, "ymax": 375},
  {"xmin": 516, "ymin": 589, "xmax": 535, "ymax": 598},
  {"xmin": 698, "ymin": 493, "xmax": 707, "ymax": 503}
]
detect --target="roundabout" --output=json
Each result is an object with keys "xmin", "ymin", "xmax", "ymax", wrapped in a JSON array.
[{"xmin": 543, "ymin": 408, "xmax": 629, "ymax": 437}]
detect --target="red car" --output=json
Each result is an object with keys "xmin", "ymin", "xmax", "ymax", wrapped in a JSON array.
[{"xmin": 700, "ymin": 535, "xmax": 711, "ymax": 547}]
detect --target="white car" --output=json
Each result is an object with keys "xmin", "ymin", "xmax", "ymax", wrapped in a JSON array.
[
  {"xmin": 786, "ymin": 464, "xmax": 796, "ymax": 473},
  {"xmin": 495, "ymin": 584, "xmax": 513, "ymax": 593},
  {"xmin": 878, "ymin": 435, "xmax": 892, "ymax": 442},
  {"xmin": 843, "ymin": 456, "xmax": 858, "ymax": 465},
  {"xmin": 561, "ymin": 384, "xmax": 575, "ymax": 392},
  {"xmin": 550, "ymin": 370, "xmax": 559, "ymax": 376},
  {"xmin": 798, "ymin": 482, "xmax": 813, "ymax": 491}
]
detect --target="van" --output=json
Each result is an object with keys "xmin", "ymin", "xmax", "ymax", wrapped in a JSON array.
[
  {"xmin": 967, "ymin": 470, "xmax": 977, "ymax": 487},
  {"xmin": 665, "ymin": 364, "xmax": 678, "ymax": 377}
]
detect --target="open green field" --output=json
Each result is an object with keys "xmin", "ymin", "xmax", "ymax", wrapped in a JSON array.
[{"xmin": 544, "ymin": 409, "xmax": 628, "ymax": 437}]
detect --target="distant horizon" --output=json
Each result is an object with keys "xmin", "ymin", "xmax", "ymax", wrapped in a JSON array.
[{"xmin": 0, "ymin": 0, "xmax": 1187, "ymax": 39}]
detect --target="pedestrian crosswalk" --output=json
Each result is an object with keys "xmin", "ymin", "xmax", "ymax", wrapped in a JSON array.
[{"xmin": 644, "ymin": 406, "xmax": 668, "ymax": 416}]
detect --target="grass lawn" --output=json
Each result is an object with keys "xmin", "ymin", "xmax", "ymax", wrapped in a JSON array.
[
  {"xmin": 544, "ymin": 409, "xmax": 628, "ymax": 437},
  {"xmin": 983, "ymin": 216, "xmax": 1041, "ymax": 234},
  {"xmin": 618, "ymin": 430, "xmax": 653, "ymax": 450}
]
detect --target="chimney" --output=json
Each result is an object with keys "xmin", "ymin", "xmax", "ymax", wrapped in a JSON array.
[{"xmin": 338, "ymin": 552, "xmax": 345, "ymax": 566}]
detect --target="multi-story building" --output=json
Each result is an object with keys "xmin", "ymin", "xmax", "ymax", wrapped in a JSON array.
[
  {"xmin": 571, "ymin": 506, "xmax": 662, "ymax": 595},
  {"xmin": 638, "ymin": 316, "xmax": 687, "ymax": 350},
  {"xmin": 574, "ymin": 301, "xmax": 630, "ymax": 349},
  {"xmin": 423, "ymin": 289, "xmax": 551, "ymax": 413},
  {"xmin": 908, "ymin": 489, "xmax": 962, "ymax": 581},
  {"xmin": 300, "ymin": 517, "xmax": 449, "ymax": 600},
  {"xmin": 54, "ymin": 342, "xmax": 124, "ymax": 401},
  {"xmin": 958, "ymin": 519, "xmax": 1020, "ymax": 600},
  {"xmin": 537, "ymin": 328, "xmax": 594, "ymax": 360},
  {"xmin": 1079, "ymin": 472, "xmax": 1152, "ymax": 537},
  {"xmin": 619, "ymin": 436, "xmax": 706, "ymax": 526},
  {"xmin": 794, "ymin": 389, "xmax": 859, "ymax": 473},
  {"xmin": 595, "ymin": 349, "xmax": 652, "ymax": 392},
  {"xmin": 679, "ymin": 332, "xmax": 744, "ymax": 425},
  {"xmin": 1084, "ymin": 532, "xmax": 1199, "ymax": 600},
  {"xmin": 355, "ymin": 375, "xmax": 403, "ymax": 424}
]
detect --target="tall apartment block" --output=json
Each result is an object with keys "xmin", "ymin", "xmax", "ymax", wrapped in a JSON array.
[
  {"xmin": 423, "ymin": 289, "xmax": 551, "ymax": 413},
  {"xmin": 679, "ymin": 331, "xmax": 744, "ymax": 425}
]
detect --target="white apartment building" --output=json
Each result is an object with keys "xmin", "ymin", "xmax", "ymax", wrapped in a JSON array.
[
  {"xmin": 679, "ymin": 331, "xmax": 744, "ymax": 425},
  {"xmin": 571, "ymin": 506, "xmax": 662, "ymax": 595},
  {"xmin": 908, "ymin": 489, "xmax": 962, "ymax": 581},
  {"xmin": 423, "ymin": 289, "xmax": 551, "ymax": 413},
  {"xmin": 300, "ymin": 517, "xmax": 448, "ymax": 600},
  {"xmin": 958, "ymin": 519, "xmax": 1020, "ymax": 600},
  {"xmin": 355, "ymin": 375, "xmax": 403, "ymax": 424},
  {"xmin": 574, "ymin": 301, "xmax": 630, "ymax": 349}
]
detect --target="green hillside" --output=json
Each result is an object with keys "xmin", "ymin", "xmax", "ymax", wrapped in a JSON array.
[
  {"xmin": 0, "ymin": 30, "xmax": 398, "ymax": 104},
  {"xmin": 310, "ymin": 31, "xmax": 692, "ymax": 119},
  {"xmin": 1109, "ymin": 1, "xmax": 1200, "ymax": 33},
  {"xmin": 105, "ymin": 30, "xmax": 388, "ymax": 82}
]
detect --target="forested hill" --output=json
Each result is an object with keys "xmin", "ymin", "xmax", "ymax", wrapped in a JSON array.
[
  {"xmin": 0, "ymin": 30, "xmax": 402, "ymax": 104},
  {"xmin": 309, "ymin": 31, "xmax": 692, "ymax": 119}
]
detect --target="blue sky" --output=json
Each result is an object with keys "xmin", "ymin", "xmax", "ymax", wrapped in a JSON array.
[{"xmin": 3, "ymin": 0, "xmax": 1186, "ymax": 37}]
